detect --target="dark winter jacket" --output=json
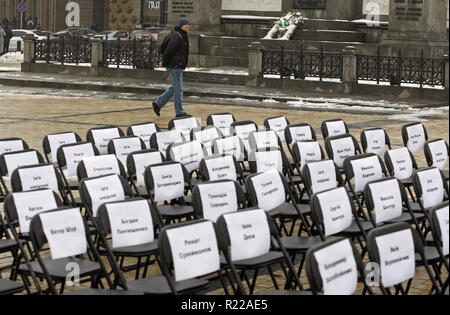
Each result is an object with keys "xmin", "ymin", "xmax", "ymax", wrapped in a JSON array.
[{"xmin": 162, "ymin": 27, "xmax": 189, "ymax": 69}]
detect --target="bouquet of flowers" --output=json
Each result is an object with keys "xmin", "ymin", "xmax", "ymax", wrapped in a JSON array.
[{"xmin": 264, "ymin": 11, "xmax": 306, "ymax": 40}]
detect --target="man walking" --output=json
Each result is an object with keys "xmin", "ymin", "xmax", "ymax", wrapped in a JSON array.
[
  {"xmin": 153, "ymin": 18, "xmax": 190, "ymax": 118},
  {"xmin": 4, "ymin": 25, "xmax": 13, "ymax": 54},
  {"xmin": 0, "ymin": 26, "xmax": 5, "ymax": 56}
]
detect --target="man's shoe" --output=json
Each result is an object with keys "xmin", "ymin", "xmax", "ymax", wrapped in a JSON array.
[
  {"xmin": 152, "ymin": 102, "xmax": 161, "ymax": 117},
  {"xmin": 176, "ymin": 113, "xmax": 190, "ymax": 118}
]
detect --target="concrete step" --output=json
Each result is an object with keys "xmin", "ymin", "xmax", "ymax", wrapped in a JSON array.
[
  {"xmin": 292, "ymin": 30, "xmax": 366, "ymax": 42},
  {"xmin": 303, "ymin": 19, "xmax": 355, "ymax": 31},
  {"xmin": 192, "ymin": 54, "xmax": 249, "ymax": 68},
  {"xmin": 210, "ymin": 46, "xmax": 249, "ymax": 59}
]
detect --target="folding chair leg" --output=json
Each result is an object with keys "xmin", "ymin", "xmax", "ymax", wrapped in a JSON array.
[
  {"xmin": 135, "ymin": 257, "xmax": 142, "ymax": 280},
  {"xmin": 142, "ymin": 255, "xmax": 151, "ymax": 278},
  {"xmin": 218, "ymin": 271, "xmax": 230, "ymax": 295},
  {"xmin": 249, "ymin": 268, "xmax": 259, "ymax": 295},
  {"xmin": 267, "ymin": 265, "xmax": 279, "ymax": 290}
]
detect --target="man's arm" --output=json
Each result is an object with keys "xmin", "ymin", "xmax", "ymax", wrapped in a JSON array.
[{"xmin": 162, "ymin": 33, "xmax": 180, "ymax": 67}]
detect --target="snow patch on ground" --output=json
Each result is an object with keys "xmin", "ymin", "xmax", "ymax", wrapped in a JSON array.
[{"xmin": 0, "ymin": 52, "xmax": 24, "ymax": 64}]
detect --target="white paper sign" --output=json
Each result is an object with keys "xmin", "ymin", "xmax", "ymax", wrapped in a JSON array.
[
  {"xmin": 198, "ymin": 181, "xmax": 238, "ymax": 222},
  {"xmin": 112, "ymin": 138, "xmax": 143, "ymax": 169},
  {"xmin": 167, "ymin": 221, "xmax": 220, "ymax": 282},
  {"xmin": 351, "ymin": 156, "xmax": 383, "ymax": 193},
  {"xmin": 317, "ymin": 187, "xmax": 353, "ymax": 237},
  {"xmin": 296, "ymin": 141, "xmax": 322, "ymax": 172},
  {"xmin": 13, "ymin": 189, "xmax": 58, "ymax": 233},
  {"xmin": 435, "ymin": 205, "xmax": 449, "ymax": 256},
  {"xmin": 47, "ymin": 133, "xmax": 77, "ymax": 162},
  {"xmin": 363, "ymin": 129, "xmax": 386, "ymax": 156},
  {"xmin": 255, "ymin": 150, "xmax": 283, "ymax": 173},
  {"xmin": 193, "ymin": 127, "xmax": 221, "ymax": 144},
  {"xmin": 224, "ymin": 209, "xmax": 271, "ymax": 261},
  {"xmin": 330, "ymin": 137, "xmax": 355, "ymax": 168},
  {"xmin": 369, "ymin": 179, "xmax": 403, "ymax": 224},
  {"xmin": 106, "ymin": 199, "xmax": 154, "ymax": 249},
  {"xmin": 151, "ymin": 163, "xmax": 185, "ymax": 202},
  {"xmin": 267, "ymin": 117, "xmax": 288, "ymax": 142},
  {"xmin": 4, "ymin": 151, "xmax": 40, "ymax": 176},
  {"xmin": 0, "ymin": 140, "xmax": 24, "ymax": 154},
  {"xmin": 326, "ymin": 121, "xmax": 347, "ymax": 137},
  {"xmin": 170, "ymin": 141, "xmax": 204, "ymax": 173},
  {"xmin": 91, "ymin": 128, "xmax": 121, "ymax": 155},
  {"xmin": 173, "ymin": 117, "xmax": 200, "ymax": 138},
  {"xmin": 234, "ymin": 124, "xmax": 257, "ymax": 151},
  {"xmin": 406, "ymin": 124, "xmax": 426, "ymax": 152},
  {"xmin": 82, "ymin": 155, "xmax": 121, "ymax": 178},
  {"xmin": 62, "ymin": 143, "xmax": 96, "ymax": 177},
  {"xmin": 250, "ymin": 131, "xmax": 279, "ymax": 150},
  {"xmin": 84, "ymin": 175, "xmax": 126, "ymax": 217},
  {"xmin": 376, "ymin": 229, "xmax": 415, "ymax": 288},
  {"xmin": 388, "ymin": 148, "xmax": 414, "ymax": 180},
  {"xmin": 156, "ymin": 130, "xmax": 184, "ymax": 157},
  {"xmin": 214, "ymin": 136, "xmax": 245, "ymax": 161},
  {"xmin": 205, "ymin": 155, "xmax": 237, "ymax": 181},
  {"xmin": 133, "ymin": 151, "xmax": 163, "ymax": 186},
  {"xmin": 250, "ymin": 169, "xmax": 285, "ymax": 211},
  {"xmin": 131, "ymin": 123, "xmax": 157, "ymax": 149},
  {"xmin": 314, "ymin": 239, "xmax": 358, "ymax": 295},
  {"xmin": 211, "ymin": 115, "xmax": 234, "ymax": 137},
  {"xmin": 40, "ymin": 208, "xmax": 87, "ymax": 260},
  {"xmin": 306, "ymin": 160, "xmax": 337, "ymax": 194},
  {"xmin": 287, "ymin": 126, "xmax": 313, "ymax": 143},
  {"xmin": 417, "ymin": 168, "xmax": 444, "ymax": 209},
  {"xmin": 18, "ymin": 165, "xmax": 59, "ymax": 192},
  {"xmin": 428, "ymin": 140, "xmax": 449, "ymax": 170}
]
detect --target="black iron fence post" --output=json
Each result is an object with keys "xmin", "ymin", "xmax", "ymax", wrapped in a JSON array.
[
  {"xmin": 319, "ymin": 46, "xmax": 324, "ymax": 82},
  {"xmin": 376, "ymin": 46, "xmax": 380, "ymax": 85},
  {"xmin": 116, "ymin": 36, "xmax": 121, "ymax": 69},
  {"xmin": 419, "ymin": 50, "xmax": 424, "ymax": 88},
  {"xmin": 397, "ymin": 49, "xmax": 402, "ymax": 85},
  {"xmin": 280, "ymin": 45, "xmax": 284, "ymax": 79},
  {"xmin": 60, "ymin": 37, "xmax": 65, "ymax": 65},
  {"xmin": 46, "ymin": 39, "xmax": 51, "ymax": 64}
]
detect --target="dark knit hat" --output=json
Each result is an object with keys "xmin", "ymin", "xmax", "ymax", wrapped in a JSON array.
[{"xmin": 178, "ymin": 18, "xmax": 190, "ymax": 27}]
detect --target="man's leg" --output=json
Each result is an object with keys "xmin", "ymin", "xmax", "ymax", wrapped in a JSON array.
[
  {"xmin": 172, "ymin": 69, "xmax": 186, "ymax": 116},
  {"xmin": 154, "ymin": 68, "xmax": 176, "ymax": 108}
]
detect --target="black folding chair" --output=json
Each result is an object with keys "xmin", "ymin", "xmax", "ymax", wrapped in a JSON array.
[
  {"xmin": 42, "ymin": 131, "xmax": 82, "ymax": 164},
  {"xmin": 360, "ymin": 127, "xmax": 392, "ymax": 156},
  {"xmin": 212, "ymin": 135, "xmax": 248, "ymax": 175},
  {"xmin": 190, "ymin": 126, "xmax": 223, "ymax": 156},
  {"xmin": 402, "ymin": 122, "xmax": 428, "ymax": 153},
  {"xmin": 200, "ymin": 154, "xmax": 245, "ymax": 183},
  {"xmin": 284, "ymin": 123, "xmax": 317, "ymax": 158},
  {"xmin": 86, "ymin": 125, "xmax": 124, "ymax": 155},
  {"xmin": 76, "ymin": 154, "xmax": 127, "ymax": 182},
  {"xmin": 127, "ymin": 121, "xmax": 161, "ymax": 149},
  {"xmin": 149, "ymin": 130, "xmax": 185, "ymax": 159},
  {"xmin": 169, "ymin": 116, "xmax": 200, "ymax": 140},
  {"xmin": 264, "ymin": 116, "xmax": 290, "ymax": 143},
  {"xmin": 321, "ymin": 119, "xmax": 349, "ymax": 140},
  {"xmin": 324, "ymin": 133, "xmax": 362, "ymax": 174},
  {"xmin": 231, "ymin": 120, "xmax": 258, "ymax": 154},
  {"xmin": 424, "ymin": 139, "xmax": 449, "ymax": 181},
  {"xmin": 107, "ymin": 136, "xmax": 147, "ymax": 171},
  {"xmin": 206, "ymin": 113, "xmax": 236, "ymax": 137}
]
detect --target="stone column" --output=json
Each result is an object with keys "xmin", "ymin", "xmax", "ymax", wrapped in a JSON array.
[
  {"xmin": 247, "ymin": 42, "xmax": 263, "ymax": 87},
  {"xmin": 21, "ymin": 34, "xmax": 36, "ymax": 72},
  {"xmin": 90, "ymin": 37, "xmax": 104, "ymax": 76},
  {"xmin": 341, "ymin": 46, "xmax": 358, "ymax": 94}
]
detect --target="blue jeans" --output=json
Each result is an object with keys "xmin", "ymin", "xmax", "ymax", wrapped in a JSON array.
[{"xmin": 154, "ymin": 68, "xmax": 186, "ymax": 116}]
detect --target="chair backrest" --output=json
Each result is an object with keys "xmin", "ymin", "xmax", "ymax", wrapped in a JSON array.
[
  {"xmin": 384, "ymin": 147, "xmax": 418, "ymax": 180},
  {"xmin": 107, "ymin": 136, "xmax": 146, "ymax": 170},
  {"xmin": 192, "ymin": 180, "xmax": 245, "ymax": 222},
  {"xmin": 424, "ymin": 139, "xmax": 449, "ymax": 170},
  {"xmin": 364, "ymin": 177, "xmax": 409, "ymax": 225},
  {"xmin": 429, "ymin": 201, "xmax": 449, "ymax": 257},
  {"xmin": 366, "ymin": 222, "xmax": 423, "ymax": 291},
  {"xmin": 284, "ymin": 123, "xmax": 317, "ymax": 146},
  {"xmin": 215, "ymin": 209, "xmax": 274, "ymax": 262},
  {"xmin": 126, "ymin": 149, "xmax": 165, "ymax": 187},
  {"xmin": 57, "ymin": 142, "xmax": 99, "ymax": 178},
  {"xmin": 10, "ymin": 164, "xmax": 65, "ymax": 195},
  {"xmin": 343, "ymin": 153, "xmax": 386, "ymax": 194},
  {"xmin": 248, "ymin": 130, "xmax": 281, "ymax": 151},
  {"xmin": 190, "ymin": 126, "xmax": 222, "ymax": 156},
  {"xmin": 412, "ymin": 167, "xmax": 447, "ymax": 209},
  {"xmin": 150, "ymin": 130, "xmax": 185, "ymax": 158},
  {"xmin": 0, "ymin": 137, "xmax": 29, "ymax": 155},
  {"xmin": 231, "ymin": 120, "xmax": 258, "ymax": 152},
  {"xmin": 212, "ymin": 135, "xmax": 246, "ymax": 162},
  {"xmin": 86, "ymin": 125, "xmax": 124, "ymax": 155},
  {"xmin": 264, "ymin": 116, "xmax": 290, "ymax": 142},
  {"xmin": 144, "ymin": 161, "xmax": 190, "ymax": 203},
  {"xmin": 200, "ymin": 154, "xmax": 242, "ymax": 182},
  {"xmin": 169, "ymin": 116, "xmax": 200, "ymax": 139},
  {"xmin": 245, "ymin": 168, "xmax": 288, "ymax": 212},
  {"xmin": 360, "ymin": 128, "xmax": 391, "ymax": 156},
  {"xmin": 311, "ymin": 186, "xmax": 354, "ymax": 238},
  {"xmin": 79, "ymin": 174, "xmax": 132, "ymax": 217},
  {"xmin": 325, "ymin": 134, "xmax": 361, "ymax": 168},
  {"xmin": 306, "ymin": 237, "xmax": 363, "ymax": 295},
  {"xmin": 4, "ymin": 189, "xmax": 63, "ymax": 233},
  {"xmin": 321, "ymin": 119, "xmax": 349, "ymax": 139},
  {"xmin": 158, "ymin": 220, "xmax": 221, "ymax": 286},
  {"xmin": 248, "ymin": 147, "xmax": 288, "ymax": 174},
  {"xmin": 206, "ymin": 113, "xmax": 236, "ymax": 137},
  {"xmin": 167, "ymin": 140, "xmax": 205, "ymax": 174},
  {"xmin": 42, "ymin": 131, "xmax": 82, "ymax": 163},
  {"xmin": 97, "ymin": 198, "xmax": 160, "ymax": 249},
  {"xmin": 292, "ymin": 140, "xmax": 325, "ymax": 173},
  {"xmin": 402, "ymin": 122, "xmax": 428, "ymax": 153},
  {"xmin": 77, "ymin": 154, "xmax": 126, "ymax": 181},
  {"xmin": 302, "ymin": 159, "xmax": 342, "ymax": 195},
  {"xmin": 0, "ymin": 149, "xmax": 45, "ymax": 177},
  {"xmin": 127, "ymin": 122, "xmax": 161, "ymax": 149}
]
